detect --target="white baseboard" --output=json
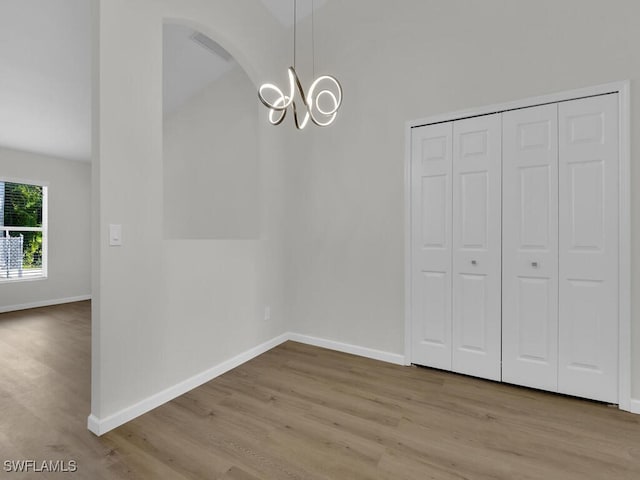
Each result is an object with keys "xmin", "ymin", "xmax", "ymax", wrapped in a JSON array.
[
  {"xmin": 627, "ymin": 399, "xmax": 640, "ymax": 415},
  {"xmin": 87, "ymin": 333, "xmax": 290, "ymax": 436},
  {"xmin": 87, "ymin": 325, "xmax": 637, "ymax": 437},
  {"xmin": 88, "ymin": 331, "xmax": 405, "ymax": 436},
  {"xmin": 0, "ymin": 295, "xmax": 91, "ymax": 314},
  {"xmin": 287, "ymin": 332, "xmax": 406, "ymax": 365},
  {"xmin": 87, "ymin": 414, "xmax": 101, "ymax": 435}
]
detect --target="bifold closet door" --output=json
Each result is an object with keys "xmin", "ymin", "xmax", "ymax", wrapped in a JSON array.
[
  {"xmin": 558, "ymin": 94, "xmax": 619, "ymax": 403},
  {"xmin": 452, "ymin": 114, "xmax": 502, "ymax": 381},
  {"xmin": 502, "ymin": 104, "xmax": 559, "ymax": 391},
  {"xmin": 410, "ymin": 122, "xmax": 453, "ymax": 369}
]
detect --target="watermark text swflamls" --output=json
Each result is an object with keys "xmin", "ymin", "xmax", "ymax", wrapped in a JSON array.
[{"xmin": 4, "ymin": 459, "xmax": 77, "ymax": 473}]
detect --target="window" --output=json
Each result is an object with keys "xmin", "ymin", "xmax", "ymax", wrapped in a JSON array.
[{"xmin": 0, "ymin": 180, "xmax": 48, "ymax": 281}]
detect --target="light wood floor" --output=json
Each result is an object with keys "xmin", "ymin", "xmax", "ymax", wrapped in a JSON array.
[{"xmin": 1, "ymin": 302, "xmax": 640, "ymax": 479}]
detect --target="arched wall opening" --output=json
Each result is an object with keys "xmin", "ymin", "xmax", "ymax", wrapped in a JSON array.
[{"xmin": 162, "ymin": 21, "xmax": 260, "ymax": 240}]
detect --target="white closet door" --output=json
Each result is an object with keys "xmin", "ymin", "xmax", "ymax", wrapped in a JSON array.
[
  {"xmin": 411, "ymin": 122, "xmax": 453, "ymax": 369},
  {"xmin": 502, "ymin": 104, "xmax": 559, "ymax": 391},
  {"xmin": 558, "ymin": 94, "xmax": 619, "ymax": 403},
  {"xmin": 452, "ymin": 114, "xmax": 502, "ymax": 381}
]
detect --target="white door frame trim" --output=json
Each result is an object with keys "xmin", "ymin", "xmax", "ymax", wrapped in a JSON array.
[{"xmin": 404, "ymin": 80, "xmax": 632, "ymax": 412}]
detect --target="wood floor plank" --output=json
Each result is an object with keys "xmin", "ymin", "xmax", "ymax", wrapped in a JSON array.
[
  {"xmin": 2, "ymin": 303, "xmax": 640, "ymax": 479},
  {"xmin": 218, "ymin": 466, "xmax": 264, "ymax": 480}
]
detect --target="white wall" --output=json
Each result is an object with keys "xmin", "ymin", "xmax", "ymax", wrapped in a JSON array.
[
  {"xmin": 92, "ymin": 0, "xmax": 290, "ymax": 422},
  {"xmin": 284, "ymin": 0, "xmax": 640, "ymax": 399},
  {"xmin": 163, "ymin": 65, "xmax": 260, "ymax": 240},
  {"xmin": 93, "ymin": 0, "xmax": 640, "ymax": 430},
  {"xmin": 0, "ymin": 146, "xmax": 91, "ymax": 311}
]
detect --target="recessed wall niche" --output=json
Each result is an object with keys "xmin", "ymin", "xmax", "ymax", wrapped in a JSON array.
[{"xmin": 163, "ymin": 23, "xmax": 259, "ymax": 239}]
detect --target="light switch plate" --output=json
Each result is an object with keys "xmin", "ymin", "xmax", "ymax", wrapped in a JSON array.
[{"xmin": 109, "ymin": 224, "xmax": 122, "ymax": 246}]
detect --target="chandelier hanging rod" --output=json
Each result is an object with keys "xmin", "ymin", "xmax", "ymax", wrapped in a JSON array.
[{"xmin": 257, "ymin": 0, "xmax": 343, "ymax": 130}]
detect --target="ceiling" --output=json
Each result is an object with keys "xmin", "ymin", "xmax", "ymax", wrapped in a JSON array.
[
  {"xmin": 0, "ymin": 0, "xmax": 91, "ymax": 161},
  {"xmin": 0, "ymin": 0, "xmax": 325, "ymax": 163}
]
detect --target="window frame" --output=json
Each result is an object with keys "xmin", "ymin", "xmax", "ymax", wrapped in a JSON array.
[{"xmin": 0, "ymin": 177, "xmax": 49, "ymax": 282}]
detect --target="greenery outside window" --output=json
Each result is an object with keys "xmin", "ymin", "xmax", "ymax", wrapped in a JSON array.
[{"xmin": 0, "ymin": 180, "xmax": 48, "ymax": 281}]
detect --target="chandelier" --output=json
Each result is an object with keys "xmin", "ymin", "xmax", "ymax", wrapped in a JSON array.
[{"xmin": 258, "ymin": 0, "xmax": 343, "ymax": 129}]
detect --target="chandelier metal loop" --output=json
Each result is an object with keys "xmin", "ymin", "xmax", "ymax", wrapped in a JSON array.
[
  {"xmin": 258, "ymin": 67, "xmax": 342, "ymax": 129},
  {"xmin": 258, "ymin": 0, "xmax": 342, "ymax": 130}
]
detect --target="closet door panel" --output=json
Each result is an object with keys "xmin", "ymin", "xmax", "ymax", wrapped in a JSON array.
[
  {"xmin": 558, "ymin": 94, "xmax": 618, "ymax": 403},
  {"xmin": 411, "ymin": 122, "xmax": 453, "ymax": 369},
  {"xmin": 502, "ymin": 104, "xmax": 559, "ymax": 391},
  {"xmin": 452, "ymin": 114, "xmax": 501, "ymax": 381}
]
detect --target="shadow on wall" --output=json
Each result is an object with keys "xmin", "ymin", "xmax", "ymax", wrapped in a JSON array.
[{"xmin": 162, "ymin": 23, "xmax": 260, "ymax": 240}]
